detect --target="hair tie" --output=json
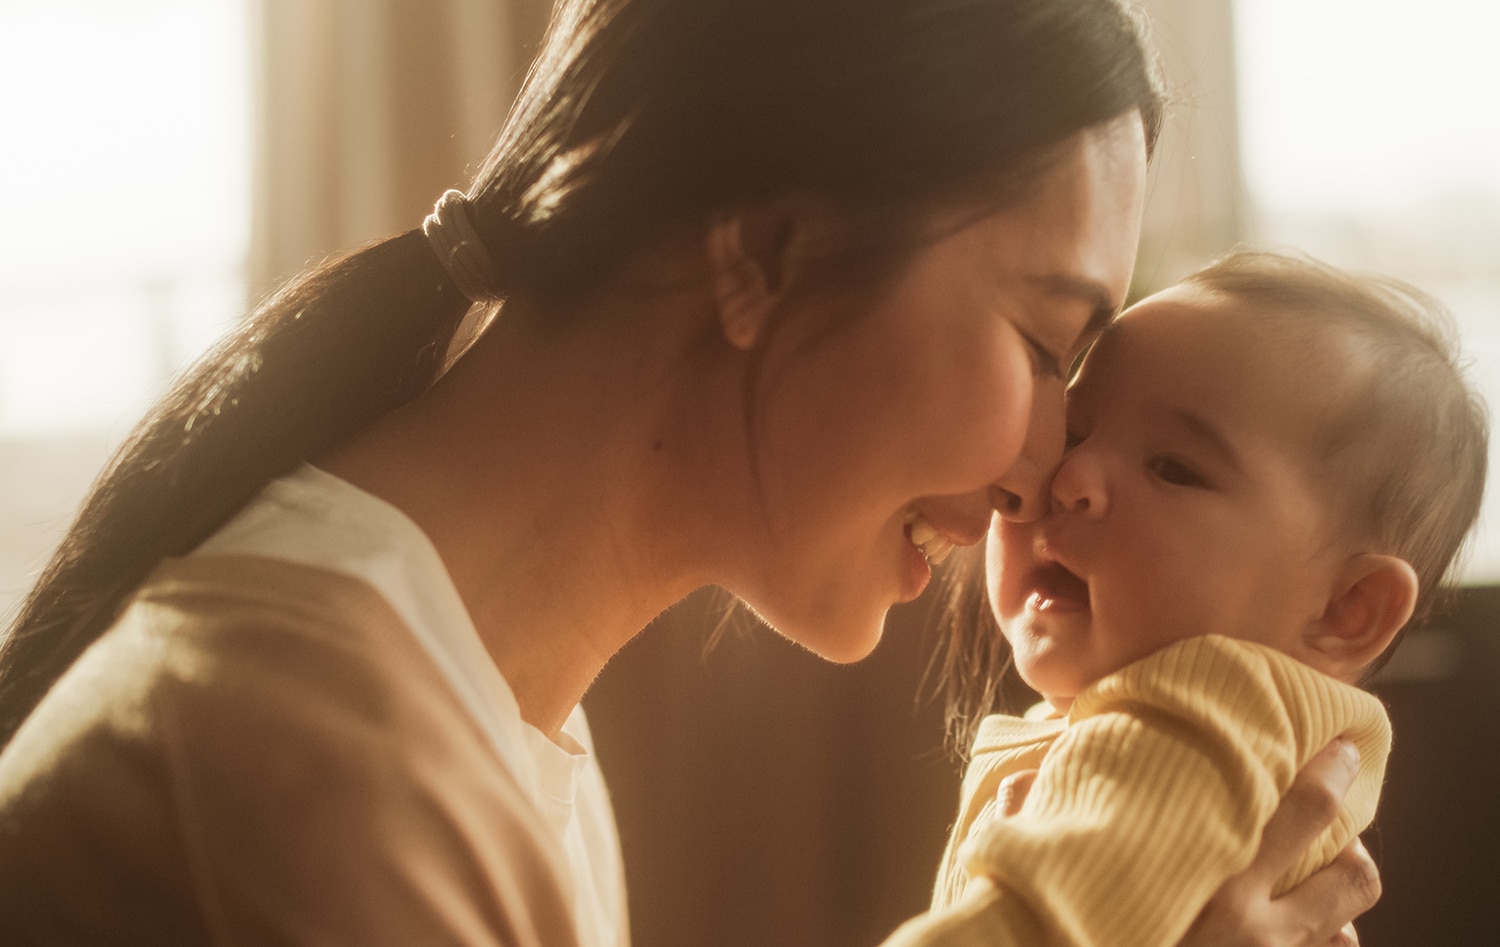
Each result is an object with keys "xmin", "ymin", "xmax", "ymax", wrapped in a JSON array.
[{"xmin": 423, "ymin": 189, "xmax": 502, "ymax": 303}]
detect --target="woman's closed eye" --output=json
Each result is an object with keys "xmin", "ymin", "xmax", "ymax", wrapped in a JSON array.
[
  {"xmin": 1023, "ymin": 334, "xmax": 1066, "ymax": 381},
  {"xmin": 1147, "ymin": 455, "xmax": 1208, "ymax": 488}
]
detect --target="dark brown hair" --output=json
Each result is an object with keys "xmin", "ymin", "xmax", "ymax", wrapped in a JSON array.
[{"xmin": 0, "ymin": 0, "xmax": 1163, "ymax": 746}]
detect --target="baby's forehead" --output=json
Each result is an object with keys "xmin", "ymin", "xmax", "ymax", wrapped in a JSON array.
[
  {"xmin": 1109, "ymin": 284, "xmax": 1370, "ymax": 375},
  {"xmin": 1119, "ymin": 283, "xmax": 1325, "ymax": 333},
  {"xmin": 1082, "ymin": 287, "xmax": 1374, "ymax": 437}
]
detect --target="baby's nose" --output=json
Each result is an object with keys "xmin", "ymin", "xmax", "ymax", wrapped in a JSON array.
[{"xmin": 1049, "ymin": 449, "xmax": 1106, "ymax": 517}]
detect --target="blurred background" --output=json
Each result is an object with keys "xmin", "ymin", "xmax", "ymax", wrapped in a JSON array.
[{"xmin": 0, "ymin": 1, "xmax": 1495, "ymax": 943}]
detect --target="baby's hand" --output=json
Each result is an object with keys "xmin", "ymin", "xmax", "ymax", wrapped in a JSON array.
[{"xmin": 995, "ymin": 768, "xmax": 1038, "ymax": 817}]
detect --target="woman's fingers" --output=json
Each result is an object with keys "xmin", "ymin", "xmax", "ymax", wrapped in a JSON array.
[
  {"xmin": 1245, "ymin": 739, "xmax": 1361, "ymax": 887},
  {"xmin": 1176, "ymin": 739, "xmax": 1379, "ymax": 947},
  {"xmin": 1181, "ymin": 845, "xmax": 1376, "ymax": 947},
  {"xmin": 1270, "ymin": 839, "xmax": 1381, "ymax": 942}
]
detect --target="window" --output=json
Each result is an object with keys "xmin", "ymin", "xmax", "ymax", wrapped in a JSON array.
[
  {"xmin": 0, "ymin": 0, "xmax": 249, "ymax": 612},
  {"xmin": 1235, "ymin": 0, "xmax": 1500, "ymax": 582}
]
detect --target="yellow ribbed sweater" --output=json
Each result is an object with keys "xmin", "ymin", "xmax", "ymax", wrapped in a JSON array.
[{"xmin": 882, "ymin": 635, "xmax": 1389, "ymax": 947}]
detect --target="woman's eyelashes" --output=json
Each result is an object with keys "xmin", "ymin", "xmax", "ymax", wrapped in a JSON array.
[{"xmin": 1023, "ymin": 335, "xmax": 1066, "ymax": 380}]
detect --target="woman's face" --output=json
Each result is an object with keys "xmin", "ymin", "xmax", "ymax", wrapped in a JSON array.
[{"xmin": 731, "ymin": 113, "xmax": 1148, "ymax": 663}]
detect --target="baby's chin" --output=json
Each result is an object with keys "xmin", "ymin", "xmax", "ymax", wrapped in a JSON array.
[
  {"xmin": 1041, "ymin": 694, "xmax": 1074, "ymax": 715},
  {"xmin": 1009, "ymin": 661, "xmax": 1081, "ymax": 715}
]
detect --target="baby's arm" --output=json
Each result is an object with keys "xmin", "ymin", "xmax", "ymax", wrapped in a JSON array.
[
  {"xmin": 883, "ymin": 636, "xmax": 1388, "ymax": 947},
  {"xmin": 1181, "ymin": 739, "xmax": 1379, "ymax": 947}
]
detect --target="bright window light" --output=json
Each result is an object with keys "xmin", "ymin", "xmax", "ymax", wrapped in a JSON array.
[
  {"xmin": 0, "ymin": 0, "xmax": 249, "ymax": 615},
  {"xmin": 0, "ymin": 0, "xmax": 250, "ymax": 436},
  {"xmin": 1235, "ymin": 0, "xmax": 1500, "ymax": 583}
]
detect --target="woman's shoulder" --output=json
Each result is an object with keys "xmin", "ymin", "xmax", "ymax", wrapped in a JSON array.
[
  {"xmin": 42, "ymin": 554, "xmax": 453, "ymax": 754},
  {"xmin": 0, "ymin": 554, "xmax": 581, "ymax": 946},
  {"xmin": 0, "ymin": 553, "xmax": 529, "ymax": 829}
]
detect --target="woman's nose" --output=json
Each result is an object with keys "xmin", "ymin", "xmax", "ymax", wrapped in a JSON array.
[
  {"xmin": 993, "ymin": 380, "xmax": 1065, "ymax": 523},
  {"xmin": 991, "ymin": 459, "xmax": 1048, "ymax": 522}
]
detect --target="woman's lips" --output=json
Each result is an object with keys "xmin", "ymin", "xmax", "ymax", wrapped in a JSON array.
[{"xmin": 1028, "ymin": 561, "xmax": 1090, "ymax": 613}]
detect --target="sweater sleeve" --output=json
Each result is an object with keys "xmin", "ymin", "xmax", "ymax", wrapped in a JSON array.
[{"xmin": 879, "ymin": 636, "xmax": 1389, "ymax": 947}]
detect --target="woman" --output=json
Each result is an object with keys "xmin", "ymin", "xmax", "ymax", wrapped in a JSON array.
[{"xmin": 0, "ymin": 0, "xmax": 1377, "ymax": 943}]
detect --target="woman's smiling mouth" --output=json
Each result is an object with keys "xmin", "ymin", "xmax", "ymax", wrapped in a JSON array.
[{"xmin": 906, "ymin": 513, "xmax": 956, "ymax": 565}]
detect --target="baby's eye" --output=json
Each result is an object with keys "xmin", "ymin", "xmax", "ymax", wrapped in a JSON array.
[{"xmin": 1147, "ymin": 456, "xmax": 1206, "ymax": 488}]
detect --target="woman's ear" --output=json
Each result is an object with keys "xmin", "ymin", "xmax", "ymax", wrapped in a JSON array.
[
  {"xmin": 703, "ymin": 201, "xmax": 814, "ymax": 351},
  {"xmin": 1304, "ymin": 553, "xmax": 1419, "ymax": 679}
]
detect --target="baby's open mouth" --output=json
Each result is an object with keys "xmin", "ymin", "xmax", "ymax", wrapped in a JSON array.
[{"xmin": 1032, "ymin": 561, "xmax": 1089, "ymax": 609}]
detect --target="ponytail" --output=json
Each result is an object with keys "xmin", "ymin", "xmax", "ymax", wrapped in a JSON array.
[
  {"xmin": 1, "ymin": 0, "xmax": 1164, "ymax": 747},
  {"xmin": 0, "ymin": 230, "xmax": 472, "ymax": 746}
]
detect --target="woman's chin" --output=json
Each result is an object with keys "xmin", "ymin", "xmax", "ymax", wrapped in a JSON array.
[
  {"xmin": 816, "ymin": 631, "xmax": 885, "ymax": 665},
  {"xmin": 774, "ymin": 610, "xmax": 890, "ymax": 664}
]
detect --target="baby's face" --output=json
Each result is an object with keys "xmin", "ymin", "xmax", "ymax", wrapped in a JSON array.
[{"xmin": 988, "ymin": 285, "xmax": 1354, "ymax": 710}]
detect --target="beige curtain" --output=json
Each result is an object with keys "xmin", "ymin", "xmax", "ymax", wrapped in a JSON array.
[
  {"xmin": 1137, "ymin": 0, "xmax": 1246, "ymax": 291},
  {"xmin": 248, "ymin": 0, "xmax": 554, "ymax": 296},
  {"xmin": 249, "ymin": 0, "xmax": 1242, "ymax": 298}
]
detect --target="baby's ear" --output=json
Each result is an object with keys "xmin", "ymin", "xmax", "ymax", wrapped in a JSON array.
[
  {"xmin": 1305, "ymin": 553, "xmax": 1419, "ymax": 679},
  {"xmin": 704, "ymin": 200, "xmax": 827, "ymax": 351}
]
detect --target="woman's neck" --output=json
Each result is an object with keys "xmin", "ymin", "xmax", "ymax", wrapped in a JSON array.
[{"xmin": 319, "ymin": 288, "xmax": 753, "ymax": 738}]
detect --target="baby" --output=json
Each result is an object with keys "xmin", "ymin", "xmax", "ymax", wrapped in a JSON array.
[{"xmin": 907, "ymin": 250, "xmax": 1488, "ymax": 946}]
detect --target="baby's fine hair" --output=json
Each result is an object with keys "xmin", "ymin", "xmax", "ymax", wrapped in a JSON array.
[{"xmin": 1182, "ymin": 249, "xmax": 1489, "ymax": 642}]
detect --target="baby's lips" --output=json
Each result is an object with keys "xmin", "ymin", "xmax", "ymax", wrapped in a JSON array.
[{"xmin": 1030, "ymin": 560, "xmax": 1089, "ymax": 605}]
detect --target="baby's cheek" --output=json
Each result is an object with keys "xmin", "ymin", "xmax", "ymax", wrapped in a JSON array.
[
  {"xmin": 1108, "ymin": 597, "xmax": 1205, "ymax": 668},
  {"xmin": 987, "ymin": 522, "xmax": 1032, "ymax": 618},
  {"xmin": 984, "ymin": 528, "xmax": 1006, "ymax": 617}
]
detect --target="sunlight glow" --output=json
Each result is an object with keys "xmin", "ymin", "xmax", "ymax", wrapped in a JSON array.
[
  {"xmin": 1235, "ymin": 0, "xmax": 1500, "ymax": 583},
  {"xmin": 0, "ymin": 0, "xmax": 249, "ymax": 435}
]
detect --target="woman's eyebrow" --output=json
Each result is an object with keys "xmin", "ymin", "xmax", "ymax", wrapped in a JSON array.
[{"xmin": 1026, "ymin": 273, "xmax": 1120, "ymax": 340}]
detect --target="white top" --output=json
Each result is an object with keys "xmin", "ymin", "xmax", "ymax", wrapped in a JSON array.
[{"xmin": 191, "ymin": 463, "xmax": 629, "ymax": 947}]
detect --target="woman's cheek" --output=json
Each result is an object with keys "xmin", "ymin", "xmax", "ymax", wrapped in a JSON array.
[{"xmin": 950, "ymin": 339, "xmax": 1037, "ymax": 488}]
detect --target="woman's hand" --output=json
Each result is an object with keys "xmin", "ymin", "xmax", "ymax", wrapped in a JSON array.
[{"xmin": 1178, "ymin": 738, "xmax": 1381, "ymax": 947}]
